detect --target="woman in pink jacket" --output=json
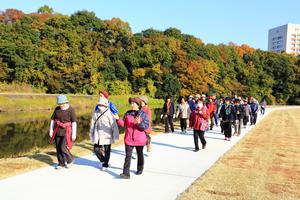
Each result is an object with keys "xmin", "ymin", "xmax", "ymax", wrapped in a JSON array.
[{"xmin": 115, "ymin": 97, "xmax": 149, "ymax": 179}]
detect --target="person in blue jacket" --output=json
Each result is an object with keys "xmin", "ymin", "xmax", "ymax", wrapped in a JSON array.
[{"xmin": 250, "ymin": 98, "xmax": 259, "ymax": 125}]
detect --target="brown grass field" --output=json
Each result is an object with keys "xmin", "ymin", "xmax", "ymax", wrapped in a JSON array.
[{"xmin": 179, "ymin": 108, "xmax": 300, "ymax": 200}]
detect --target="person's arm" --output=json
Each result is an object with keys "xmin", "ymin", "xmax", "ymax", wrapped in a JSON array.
[
  {"xmin": 137, "ymin": 111, "xmax": 149, "ymax": 131},
  {"xmin": 49, "ymin": 120, "xmax": 54, "ymax": 137},
  {"xmin": 109, "ymin": 101, "xmax": 118, "ymax": 115},
  {"xmin": 71, "ymin": 108, "xmax": 77, "ymax": 141}
]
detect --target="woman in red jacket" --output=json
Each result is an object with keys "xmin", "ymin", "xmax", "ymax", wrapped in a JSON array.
[
  {"xmin": 115, "ymin": 97, "xmax": 149, "ymax": 179},
  {"xmin": 190, "ymin": 99, "xmax": 209, "ymax": 151}
]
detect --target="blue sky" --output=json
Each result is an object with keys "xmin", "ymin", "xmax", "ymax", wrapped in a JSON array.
[{"xmin": 1, "ymin": 0, "xmax": 300, "ymax": 50}]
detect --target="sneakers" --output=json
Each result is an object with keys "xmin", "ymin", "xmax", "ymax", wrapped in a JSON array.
[
  {"xmin": 102, "ymin": 167, "xmax": 107, "ymax": 172},
  {"xmin": 136, "ymin": 170, "xmax": 143, "ymax": 175},
  {"xmin": 65, "ymin": 160, "xmax": 74, "ymax": 169},
  {"xmin": 202, "ymin": 144, "xmax": 206, "ymax": 149},
  {"xmin": 55, "ymin": 164, "xmax": 64, "ymax": 170},
  {"xmin": 120, "ymin": 173, "xmax": 130, "ymax": 179},
  {"xmin": 194, "ymin": 149, "xmax": 199, "ymax": 152}
]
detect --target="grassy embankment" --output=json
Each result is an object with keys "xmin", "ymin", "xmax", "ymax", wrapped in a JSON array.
[
  {"xmin": 0, "ymin": 94, "xmax": 165, "ymax": 180},
  {"xmin": 178, "ymin": 108, "xmax": 300, "ymax": 200}
]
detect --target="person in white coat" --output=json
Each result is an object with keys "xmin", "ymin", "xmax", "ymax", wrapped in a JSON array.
[{"xmin": 90, "ymin": 97, "xmax": 119, "ymax": 171}]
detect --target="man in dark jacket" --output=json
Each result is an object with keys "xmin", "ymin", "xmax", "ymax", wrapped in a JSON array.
[
  {"xmin": 219, "ymin": 97, "xmax": 235, "ymax": 141},
  {"xmin": 163, "ymin": 96, "xmax": 175, "ymax": 133},
  {"xmin": 233, "ymin": 98, "xmax": 245, "ymax": 136},
  {"xmin": 250, "ymin": 99, "xmax": 259, "ymax": 125}
]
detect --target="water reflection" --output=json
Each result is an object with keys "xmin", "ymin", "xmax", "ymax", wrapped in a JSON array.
[{"xmin": 0, "ymin": 108, "xmax": 163, "ymax": 158}]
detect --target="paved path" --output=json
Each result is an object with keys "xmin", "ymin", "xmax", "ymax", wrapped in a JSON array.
[{"xmin": 0, "ymin": 110, "xmax": 272, "ymax": 200}]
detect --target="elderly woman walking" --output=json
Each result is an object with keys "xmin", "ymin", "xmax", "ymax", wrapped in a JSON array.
[
  {"xmin": 90, "ymin": 97, "xmax": 119, "ymax": 171},
  {"xmin": 49, "ymin": 95, "xmax": 77, "ymax": 170},
  {"xmin": 176, "ymin": 96, "xmax": 191, "ymax": 134},
  {"xmin": 114, "ymin": 97, "xmax": 149, "ymax": 179}
]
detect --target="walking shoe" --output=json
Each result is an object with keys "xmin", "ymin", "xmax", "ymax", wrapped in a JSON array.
[
  {"xmin": 136, "ymin": 170, "xmax": 143, "ymax": 175},
  {"xmin": 224, "ymin": 137, "xmax": 228, "ymax": 141},
  {"xmin": 65, "ymin": 160, "xmax": 74, "ymax": 169},
  {"xmin": 202, "ymin": 144, "xmax": 206, "ymax": 149},
  {"xmin": 194, "ymin": 149, "xmax": 199, "ymax": 152},
  {"xmin": 55, "ymin": 164, "xmax": 64, "ymax": 170},
  {"xmin": 120, "ymin": 173, "xmax": 130, "ymax": 179},
  {"xmin": 102, "ymin": 167, "xmax": 107, "ymax": 172}
]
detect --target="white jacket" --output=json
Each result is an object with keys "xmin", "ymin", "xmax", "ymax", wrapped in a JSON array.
[{"xmin": 89, "ymin": 109, "xmax": 119, "ymax": 145}]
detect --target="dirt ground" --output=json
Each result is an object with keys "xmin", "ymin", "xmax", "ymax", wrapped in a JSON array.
[{"xmin": 178, "ymin": 108, "xmax": 300, "ymax": 200}]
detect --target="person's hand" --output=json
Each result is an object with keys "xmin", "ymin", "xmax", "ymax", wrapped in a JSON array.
[
  {"xmin": 134, "ymin": 116, "xmax": 141, "ymax": 124},
  {"xmin": 113, "ymin": 114, "xmax": 120, "ymax": 120}
]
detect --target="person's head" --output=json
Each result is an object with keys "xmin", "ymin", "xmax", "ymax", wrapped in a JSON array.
[
  {"xmin": 225, "ymin": 97, "xmax": 231, "ymax": 105},
  {"xmin": 99, "ymin": 90, "xmax": 109, "ymax": 99},
  {"xmin": 209, "ymin": 96, "xmax": 214, "ymax": 102},
  {"xmin": 129, "ymin": 97, "xmax": 141, "ymax": 111},
  {"xmin": 180, "ymin": 96, "xmax": 186, "ymax": 104},
  {"xmin": 140, "ymin": 96, "xmax": 148, "ymax": 107},
  {"xmin": 219, "ymin": 97, "xmax": 224, "ymax": 103},
  {"xmin": 197, "ymin": 98, "xmax": 204, "ymax": 109},
  {"xmin": 188, "ymin": 95, "xmax": 194, "ymax": 100},
  {"xmin": 57, "ymin": 95, "xmax": 69, "ymax": 108},
  {"xmin": 166, "ymin": 96, "xmax": 171, "ymax": 103},
  {"xmin": 97, "ymin": 97, "xmax": 109, "ymax": 111},
  {"xmin": 234, "ymin": 98, "xmax": 241, "ymax": 105},
  {"xmin": 195, "ymin": 94, "xmax": 201, "ymax": 100}
]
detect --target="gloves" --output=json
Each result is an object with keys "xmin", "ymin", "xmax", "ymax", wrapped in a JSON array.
[
  {"xmin": 49, "ymin": 120, "xmax": 54, "ymax": 137},
  {"xmin": 72, "ymin": 122, "xmax": 77, "ymax": 141}
]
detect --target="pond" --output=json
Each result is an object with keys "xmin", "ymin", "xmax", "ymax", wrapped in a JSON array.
[{"xmin": 0, "ymin": 107, "xmax": 164, "ymax": 158}]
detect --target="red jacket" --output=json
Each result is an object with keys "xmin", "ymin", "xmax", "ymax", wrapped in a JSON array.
[
  {"xmin": 206, "ymin": 101, "xmax": 217, "ymax": 117},
  {"xmin": 189, "ymin": 106, "xmax": 209, "ymax": 131}
]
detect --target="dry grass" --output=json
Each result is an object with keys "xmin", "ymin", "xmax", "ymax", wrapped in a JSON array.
[{"xmin": 178, "ymin": 108, "xmax": 300, "ymax": 200}]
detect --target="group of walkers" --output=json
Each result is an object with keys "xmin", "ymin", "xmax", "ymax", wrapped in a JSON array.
[
  {"xmin": 163, "ymin": 94, "xmax": 266, "ymax": 151},
  {"xmin": 49, "ymin": 91, "xmax": 152, "ymax": 179},
  {"xmin": 49, "ymin": 91, "xmax": 266, "ymax": 179}
]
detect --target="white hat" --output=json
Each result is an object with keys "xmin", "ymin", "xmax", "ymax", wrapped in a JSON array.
[{"xmin": 97, "ymin": 97, "xmax": 109, "ymax": 107}]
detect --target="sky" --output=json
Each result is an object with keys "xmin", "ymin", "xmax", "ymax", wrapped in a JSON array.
[{"xmin": 0, "ymin": 0, "xmax": 300, "ymax": 50}]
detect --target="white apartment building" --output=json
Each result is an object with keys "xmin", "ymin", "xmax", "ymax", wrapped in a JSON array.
[{"xmin": 268, "ymin": 23, "xmax": 300, "ymax": 55}]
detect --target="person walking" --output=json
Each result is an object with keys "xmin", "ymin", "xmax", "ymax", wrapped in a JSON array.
[
  {"xmin": 163, "ymin": 96, "xmax": 175, "ymax": 133},
  {"xmin": 90, "ymin": 97, "xmax": 119, "ymax": 171},
  {"xmin": 233, "ymin": 98, "xmax": 245, "ymax": 136},
  {"xmin": 189, "ymin": 98, "xmax": 208, "ymax": 151},
  {"xmin": 176, "ymin": 96, "xmax": 191, "ymax": 134},
  {"xmin": 140, "ymin": 96, "xmax": 153, "ymax": 154},
  {"xmin": 219, "ymin": 97, "xmax": 235, "ymax": 141},
  {"xmin": 49, "ymin": 95, "xmax": 77, "ymax": 170},
  {"xmin": 115, "ymin": 97, "xmax": 149, "ymax": 179},
  {"xmin": 187, "ymin": 95, "xmax": 196, "ymax": 111},
  {"xmin": 206, "ymin": 96, "xmax": 217, "ymax": 130},
  {"xmin": 250, "ymin": 98, "xmax": 259, "ymax": 125},
  {"xmin": 243, "ymin": 99, "xmax": 251, "ymax": 128},
  {"xmin": 260, "ymin": 99, "xmax": 267, "ymax": 115}
]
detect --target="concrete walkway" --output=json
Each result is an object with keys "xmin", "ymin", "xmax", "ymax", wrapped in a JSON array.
[{"xmin": 0, "ymin": 110, "xmax": 271, "ymax": 200}]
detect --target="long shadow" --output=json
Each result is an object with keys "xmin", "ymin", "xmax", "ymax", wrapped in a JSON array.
[
  {"xmin": 111, "ymin": 148, "xmax": 126, "ymax": 157},
  {"xmin": 205, "ymin": 135, "xmax": 226, "ymax": 141},
  {"xmin": 151, "ymin": 141, "xmax": 194, "ymax": 151},
  {"xmin": 27, "ymin": 153, "xmax": 56, "ymax": 166}
]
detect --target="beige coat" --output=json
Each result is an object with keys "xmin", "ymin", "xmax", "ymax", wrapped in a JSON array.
[
  {"xmin": 176, "ymin": 102, "xmax": 191, "ymax": 119},
  {"xmin": 89, "ymin": 109, "xmax": 119, "ymax": 145}
]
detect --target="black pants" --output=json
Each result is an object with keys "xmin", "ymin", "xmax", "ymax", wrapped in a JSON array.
[
  {"xmin": 220, "ymin": 120, "xmax": 224, "ymax": 133},
  {"xmin": 243, "ymin": 115, "xmax": 249, "ymax": 126},
  {"xmin": 94, "ymin": 144, "xmax": 111, "ymax": 168},
  {"xmin": 165, "ymin": 115, "xmax": 174, "ymax": 133},
  {"xmin": 210, "ymin": 115, "xmax": 214, "ymax": 130},
  {"xmin": 180, "ymin": 118, "xmax": 187, "ymax": 132},
  {"xmin": 55, "ymin": 136, "xmax": 74, "ymax": 166},
  {"xmin": 261, "ymin": 107, "xmax": 265, "ymax": 115},
  {"xmin": 193, "ymin": 130, "xmax": 206, "ymax": 150},
  {"xmin": 223, "ymin": 121, "xmax": 232, "ymax": 138},
  {"xmin": 250, "ymin": 113, "xmax": 257, "ymax": 125},
  {"xmin": 123, "ymin": 145, "xmax": 144, "ymax": 175}
]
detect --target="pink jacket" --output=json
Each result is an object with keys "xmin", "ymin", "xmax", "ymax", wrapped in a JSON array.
[
  {"xmin": 117, "ymin": 110, "xmax": 149, "ymax": 146},
  {"xmin": 189, "ymin": 105, "xmax": 209, "ymax": 131}
]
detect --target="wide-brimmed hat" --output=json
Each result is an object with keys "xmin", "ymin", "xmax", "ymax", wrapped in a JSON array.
[
  {"xmin": 97, "ymin": 97, "xmax": 109, "ymax": 107},
  {"xmin": 57, "ymin": 95, "xmax": 68, "ymax": 105}
]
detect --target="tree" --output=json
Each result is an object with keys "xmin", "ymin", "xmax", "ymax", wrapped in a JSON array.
[{"xmin": 37, "ymin": 5, "xmax": 54, "ymax": 14}]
